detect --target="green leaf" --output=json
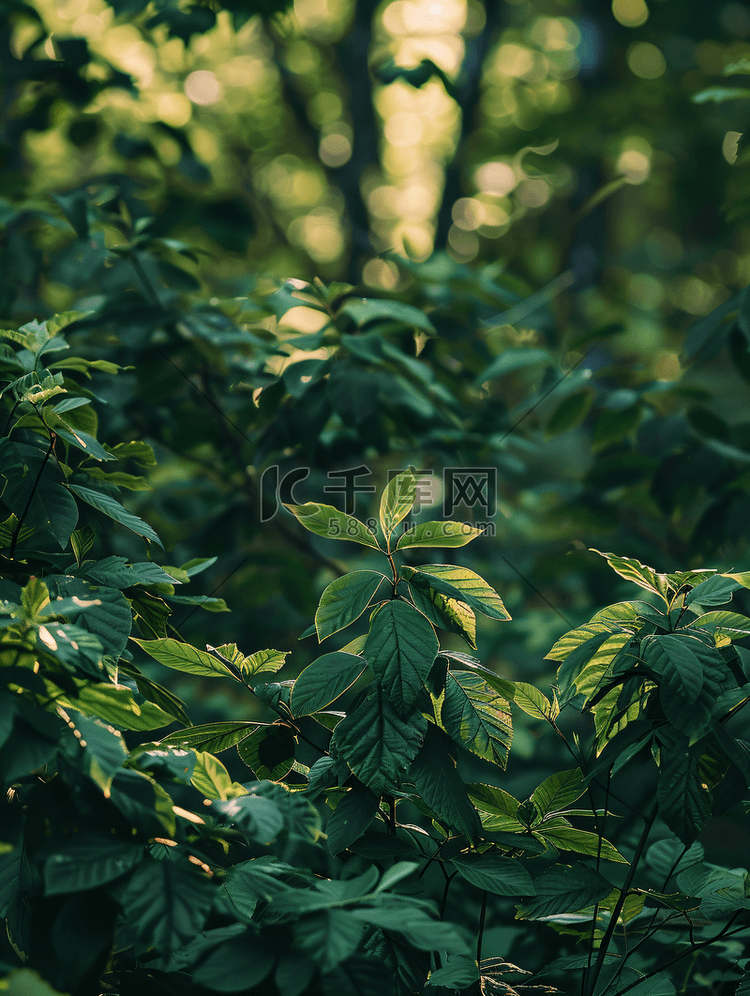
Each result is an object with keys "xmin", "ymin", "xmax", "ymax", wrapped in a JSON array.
[
  {"xmin": 285, "ymin": 502, "xmax": 381, "ymax": 550},
  {"xmin": 133, "ymin": 637, "xmax": 239, "ymax": 679},
  {"xmin": 546, "ymin": 390, "xmax": 594, "ymax": 436},
  {"xmin": 677, "ymin": 862, "xmax": 750, "ymax": 918},
  {"xmin": 684, "ymin": 575, "xmax": 744, "ymax": 606},
  {"xmin": 292, "ymin": 652, "xmax": 367, "ymax": 716},
  {"xmin": 467, "ymin": 782, "xmax": 523, "ymax": 831},
  {"xmin": 533, "ymin": 820, "xmax": 627, "ymax": 863},
  {"xmin": 685, "ymin": 610, "xmax": 750, "ymax": 645},
  {"xmin": 644, "ymin": 838, "xmax": 704, "ymax": 880},
  {"xmin": 441, "ymin": 670, "xmax": 512, "ymax": 767},
  {"xmin": 479, "ymin": 674, "xmax": 555, "ymax": 722},
  {"xmin": 315, "ymin": 571, "xmax": 387, "ymax": 640},
  {"xmin": 106, "ymin": 439, "xmax": 156, "ymax": 466},
  {"xmin": 692, "ymin": 86, "xmax": 750, "ymax": 103},
  {"xmin": 365, "ymin": 600, "xmax": 438, "ymax": 716},
  {"xmin": 680, "ymin": 289, "xmax": 743, "ymax": 362},
  {"xmin": 1, "ymin": 319, "xmax": 52, "ymax": 354},
  {"xmin": 590, "ymin": 549, "xmax": 667, "ymax": 601},
  {"xmin": 0, "ymin": 440, "xmax": 78, "ymax": 548},
  {"xmin": 236, "ymin": 723, "xmax": 297, "ymax": 781},
  {"xmin": 374, "ymin": 861, "xmax": 419, "ymax": 894},
  {"xmin": 160, "ymin": 722, "xmax": 262, "ymax": 753},
  {"xmin": 59, "ymin": 681, "xmax": 176, "ymax": 731},
  {"xmin": 326, "ymin": 782, "xmax": 379, "ymax": 855},
  {"xmin": 350, "ymin": 899, "xmax": 470, "ymax": 955},
  {"xmin": 326, "ymin": 362, "xmax": 379, "ymax": 425},
  {"xmin": 295, "ymin": 909, "xmax": 364, "ymax": 973},
  {"xmin": 426, "ymin": 956, "xmax": 479, "ymax": 989},
  {"xmin": 241, "ymin": 647, "xmax": 288, "ymax": 678},
  {"xmin": 657, "ymin": 730, "xmax": 712, "ymax": 843},
  {"xmin": 380, "ymin": 467, "xmax": 418, "ymax": 538},
  {"xmin": 593, "ymin": 405, "xmax": 642, "ymax": 451},
  {"xmin": 60, "ymin": 712, "xmax": 128, "ymax": 794},
  {"xmin": 67, "ymin": 484, "xmax": 162, "ymax": 548},
  {"xmin": 51, "ymin": 421, "xmax": 115, "ymax": 463},
  {"xmin": 409, "ymin": 725, "xmax": 482, "ymax": 838},
  {"xmin": 193, "ymin": 930, "xmax": 275, "ymax": 992},
  {"xmin": 331, "ymin": 685, "xmax": 427, "ymax": 794},
  {"xmin": 623, "ymin": 975, "xmax": 677, "ymax": 995},
  {"xmin": 407, "ymin": 581, "xmax": 477, "ymax": 648},
  {"xmin": 451, "ymin": 850, "xmax": 535, "ymax": 896},
  {"xmin": 340, "ymin": 297, "xmax": 435, "ymax": 334},
  {"xmin": 516, "ymin": 865, "xmax": 612, "ymax": 920},
  {"xmin": 724, "ymin": 58, "xmax": 750, "ymax": 74},
  {"xmin": 641, "ymin": 634, "xmax": 707, "ymax": 735},
  {"xmin": 396, "ymin": 521, "xmax": 483, "ymax": 550},
  {"xmin": 273, "ymin": 867, "xmax": 380, "ymax": 914},
  {"xmin": 44, "ymin": 834, "xmax": 142, "ymax": 895},
  {"xmin": 50, "ymin": 577, "xmax": 132, "ymax": 660},
  {"xmin": 530, "ymin": 769, "xmax": 586, "ymax": 817},
  {"xmin": 191, "ymin": 750, "xmax": 247, "ymax": 800},
  {"xmin": 205, "ymin": 644, "xmax": 288, "ymax": 680},
  {"xmin": 552, "ymin": 631, "xmax": 630, "ymax": 708},
  {"xmin": 79, "ymin": 557, "xmax": 182, "ymax": 588},
  {"xmin": 475, "ymin": 348, "xmax": 550, "ymax": 385},
  {"xmin": 212, "ymin": 795, "xmax": 287, "ymax": 843},
  {"xmin": 122, "ymin": 859, "xmax": 215, "ymax": 956},
  {"xmin": 401, "ymin": 565, "xmax": 511, "ymax": 621}
]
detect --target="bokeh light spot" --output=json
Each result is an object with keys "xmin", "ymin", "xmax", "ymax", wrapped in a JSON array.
[
  {"xmin": 627, "ymin": 42, "xmax": 666, "ymax": 78},
  {"xmin": 156, "ymin": 92, "xmax": 192, "ymax": 127},
  {"xmin": 617, "ymin": 142, "xmax": 651, "ymax": 184},
  {"xmin": 475, "ymin": 161, "xmax": 516, "ymax": 196},
  {"xmin": 669, "ymin": 276, "xmax": 715, "ymax": 315},
  {"xmin": 628, "ymin": 273, "xmax": 664, "ymax": 310},
  {"xmin": 517, "ymin": 178, "xmax": 550, "ymax": 207},
  {"xmin": 447, "ymin": 225, "xmax": 479, "ymax": 260},
  {"xmin": 319, "ymin": 132, "xmax": 352, "ymax": 167},
  {"xmin": 363, "ymin": 258, "xmax": 400, "ymax": 289},
  {"xmin": 452, "ymin": 197, "xmax": 485, "ymax": 230},
  {"xmin": 654, "ymin": 351, "xmax": 681, "ymax": 382},
  {"xmin": 612, "ymin": 0, "xmax": 649, "ymax": 28},
  {"xmin": 495, "ymin": 43, "xmax": 535, "ymax": 78},
  {"xmin": 184, "ymin": 70, "xmax": 222, "ymax": 106}
]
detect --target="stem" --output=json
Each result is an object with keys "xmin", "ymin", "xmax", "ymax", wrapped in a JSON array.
[
  {"xmin": 585, "ymin": 806, "xmax": 657, "ymax": 996},
  {"xmin": 476, "ymin": 889, "xmax": 488, "ymax": 967},
  {"xmin": 2, "ymin": 397, "xmax": 21, "ymax": 437},
  {"xmin": 439, "ymin": 870, "xmax": 457, "ymax": 920},
  {"xmin": 418, "ymin": 837, "xmax": 450, "ymax": 879},
  {"xmin": 551, "ymin": 719, "xmax": 642, "ymax": 818},
  {"xmin": 242, "ymin": 681, "xmax": 327, "ymax": 757},
  {"xmin": 385, "ymin": 534, "xmax": 399, "ymax": 596},
  {"xmin": 613, "ymin": 914, "xmax": 746, "ymax": 995},
  {"xmin": 384, "ymin": 794, "xmax": 397, "ymax": 835},
  {"xmin": 582, "ymin": 771, "xmax": 611, "ymax": 995},
  {"xmin": 129, "ymin": 251, "xmax": 160, "ymax": 308},
  {"xmin": 10, "ymin": 433, "xmax": 55, "ymax": 558}
]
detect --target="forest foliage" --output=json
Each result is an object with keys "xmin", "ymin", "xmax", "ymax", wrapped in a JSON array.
[{"xmin": 3, "ymin": 0, "xmax": 750, "ymax": 993}]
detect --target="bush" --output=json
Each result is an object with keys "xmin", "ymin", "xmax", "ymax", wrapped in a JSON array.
[{"xmin": 2, "ymin": 331, "xmax": 750, "ymax": 994}]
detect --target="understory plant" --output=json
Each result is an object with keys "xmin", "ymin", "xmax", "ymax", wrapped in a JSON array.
[{"xmin": 1, "ymin": 315, "xmax": 750, "ymax": 996}]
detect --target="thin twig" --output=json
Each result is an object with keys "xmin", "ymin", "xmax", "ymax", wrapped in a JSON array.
[
  {"xmin": 10, "ymin": 433, "xmax": 55, "ymax": 558},
  {"xmin": 585, "ymin": 807, "xmax": 657, "ymax": 996}
]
